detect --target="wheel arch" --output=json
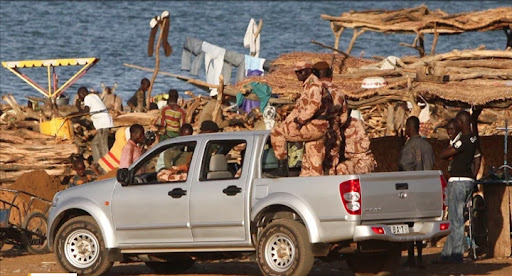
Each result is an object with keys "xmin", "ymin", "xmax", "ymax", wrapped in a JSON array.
[
  {"xmin": 251, "ymin": 193, "xmax": 320, "ymax": 243},
  {"xmin": 48, "ymin": 198, "xmax": 117, "ymax": 251}
]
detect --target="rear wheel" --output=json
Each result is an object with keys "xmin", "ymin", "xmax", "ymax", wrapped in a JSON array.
[
  {"xmin": 54, "ymin": 215, "xmax": 113, "ymax": 276},
  {"xmin": 22, "ymin": 211, "xmax": 49, "ymax": 254},
  {"xmin": 256, "ymin": 219, "xmax": 314, "ymax": 276}
]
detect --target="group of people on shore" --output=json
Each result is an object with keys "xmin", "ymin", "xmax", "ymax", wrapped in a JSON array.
[
  {"xmin": 399, "ymin": 111, "xmax": 481, "ymax": 267},
  {"xmin": 65, "ymin": 76, "xmax": 221, "ymax": 187}
]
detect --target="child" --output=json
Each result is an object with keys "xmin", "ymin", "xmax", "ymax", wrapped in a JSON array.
[
  {"xmin": 69, "ymin": 156, "xmax": 96, "ymax": 188},
  {"xmin": 158, "ymin": 89, "xmax": 186, "ymax": 141}
]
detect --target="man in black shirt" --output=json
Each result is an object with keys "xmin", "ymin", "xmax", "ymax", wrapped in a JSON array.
[
  {"xmin": 438, "ymin": 118, "xmax": 477, "ymax": 264},
  {"xmin": 456, "ymin": 111, "xmax": 482, "ymax": 179}
]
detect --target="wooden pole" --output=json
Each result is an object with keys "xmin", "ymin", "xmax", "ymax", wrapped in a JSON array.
[
  {"xmin": 330, "ymin": 22, "xmax": 345, "ymax": 51},
  {"xmin": 346, "ymin": 28, "xmax": 365, "ymax": 55},
  {"xmin": 147, "ymin": 18, "xmax": 166, "ymax": 109},
  {"xmin": 311, "ymin": 40, "xmax": 349, "ymax": 57},
  {"xmin": 431, "ymin": 22, "xmax": 439, "ymax": 56},
  {"xmin": 124, "ymin": 63, "xmax": 218, "ymax": 89},
  {"xmin": 212, "ymin": 75, "xmax": 224, "ymax": 125}
]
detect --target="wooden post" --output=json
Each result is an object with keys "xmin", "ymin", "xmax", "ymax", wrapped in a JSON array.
[
  {"xmin": 484, "ymin": 184, "xmax": 512, "ymax": 258},
  {"xmin": 431, "ymin": 22, "xmax": 439, "ymax": 56},
  {"xmin": 400, "ymin": 32, "xmax": 426, "ymax": 57},
  {"xmin": 147, "ymin": 17, "xmax": 166, "ymax": 109},
  {"xmin": 418, "ymin": 34, "xmax": 425, "ymax": 57},
  {"xmin": 346, "ymin": 28, "xmax": 365, "ymax": 55},
  {"xmin": 385, "ymin": 103, "xmax": 395, "ymax": 136},
  {"xmin": 505, "ymin": 26, "xmax": 512, "ymax": 49},
  {"xmin": 212, "ymin": 75, "xmax": 224, "ymax": 125},
  {"xmin": 330, "ymin": 22, "xmax": 345, "ymax": 51}
]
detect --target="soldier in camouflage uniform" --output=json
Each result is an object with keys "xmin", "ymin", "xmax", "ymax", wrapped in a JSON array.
[
  {"xmin": 270, "ymin": 61, "xmax": 334, "ymax": 177},
  {"xmin": 312, "ymin": 61, "xmax": 348, "ymax": 175},
  {"xmin": 336, "ymin": 116, "xmax": 377, "ymax": 175}
]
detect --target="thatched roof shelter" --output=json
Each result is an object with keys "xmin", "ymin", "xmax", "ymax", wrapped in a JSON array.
[{"xmin": 320, "ymin": 5, "xmax": 512, "ymax": 56}]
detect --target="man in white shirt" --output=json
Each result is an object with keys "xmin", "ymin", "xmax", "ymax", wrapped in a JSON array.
[{"xmin": 76, "ymin": 86, "xmax": 114, "ymax": 162}]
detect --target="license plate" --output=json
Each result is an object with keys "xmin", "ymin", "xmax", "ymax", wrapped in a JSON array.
[{"xmin": 390, "ymin": 224, "xmax": 409, "ymax": 234}]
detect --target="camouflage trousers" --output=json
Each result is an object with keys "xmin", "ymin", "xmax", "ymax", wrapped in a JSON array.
[
  {"xmin": 271, "ymin": 119, "xmax": 328, "ymax": 176},
  {"xmin": 324, "ymin": 122, "xmax": 341, "ymax": 175},
  {"xmin": 157, "ymin": 166, "xmax": 188, "ymax": 182},
  {"xmin": 336, "ymin": 152, "xmax": 377, "ymax": 175}
]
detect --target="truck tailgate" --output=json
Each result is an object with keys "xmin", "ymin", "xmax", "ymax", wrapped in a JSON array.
[{"xmin": 358, "ymin": 171, "xmax": 443, "ymax": 221}]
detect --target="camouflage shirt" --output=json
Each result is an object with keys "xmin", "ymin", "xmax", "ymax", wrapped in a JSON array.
[{"xmin": 288, "ymin": 74, "xmax": 333, "ymax": 125}]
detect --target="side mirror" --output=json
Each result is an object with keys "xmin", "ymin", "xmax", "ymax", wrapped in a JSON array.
[{"xmin": 117, "ymin": 168, "xmax": 131, "ymax": 186}]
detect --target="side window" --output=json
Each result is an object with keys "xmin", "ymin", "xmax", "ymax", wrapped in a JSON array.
[
  {"xmin": 132, "ymin": 141, "xmax": 196, "ymax": 184},
  {"xmin": 200, "ymin": 140, "xmax": 247, "ymax": 181},
  {"xmin": 261, "ymin": 138, "xmax": 303, "ymax": 174}
]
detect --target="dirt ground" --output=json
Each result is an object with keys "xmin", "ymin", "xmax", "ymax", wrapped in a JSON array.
[{"xmin": 1, "ymin": 244, "xmax": 512, "ymax": 276}]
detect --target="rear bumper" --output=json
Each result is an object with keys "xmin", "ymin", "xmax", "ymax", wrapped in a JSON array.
[{"xmin": 353, "ymin": 220, "xmax": 451, "ymax": 242}]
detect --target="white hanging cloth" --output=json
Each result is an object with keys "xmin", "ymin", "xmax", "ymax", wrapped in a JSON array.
[
  {"xmin": 202, "ymin": 41, "xmax": 226, "ymax": 97},
  {"xmin": 243, "ymin": 18, "xmax": 261, "ymax": 57}
]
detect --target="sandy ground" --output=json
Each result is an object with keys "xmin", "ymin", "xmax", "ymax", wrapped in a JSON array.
[{"xmin": 1, "ymin": 245, "xmax": 512, "ymax": 276}]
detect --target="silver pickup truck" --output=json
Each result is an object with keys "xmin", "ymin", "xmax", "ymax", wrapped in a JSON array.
[{"xmin": 47, "ymin": 130, "xmax": 450, "ymax": 276}]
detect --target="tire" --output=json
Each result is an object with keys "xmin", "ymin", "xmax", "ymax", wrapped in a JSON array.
[
  {"xmin": 256, "ymin": 219, "xmax": 314, "ymax": 276},
  {"xmin": 22, "ymin": 211, "xmax": 49, "ymax": 254},
  {"xmin": 145, "ymin": 255, "xmax": 195, "ymax": 274},
  {"xmin": 346, "ymin": 248, "xmax": 401, "ymax": 276},
  {"xmin": 54, "ymin": 215, "xmax": 113, "ymax": 276},
  {"xmin": 471, "ymin": 195, "xmax": 487, "ymax": 247}
]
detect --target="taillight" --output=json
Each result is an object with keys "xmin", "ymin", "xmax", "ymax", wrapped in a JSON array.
[
  {"xmin": 440, "ymin": 222, "xmax": 450, "ymax": 231},
  {"xmin": 371, "ymin": 227, "xmax": 385, "ymax": 234},
  {"xmin": 340, "ymin": 179, "xmax": 361, "ymax": 215},
  {"xmin": 440, "ymin": 175, "xmax": 447, "ymax": 209}
]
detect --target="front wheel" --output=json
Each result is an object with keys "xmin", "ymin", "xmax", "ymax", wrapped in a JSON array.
[
  {"xmin": 256, "ymin": 219, "xmax": 314, "ymax": 276},
  {"xmin": 54, "ymin": 215, "xmax": 113, "ymax": 276},
  {"xmin": 22, "ymin": 211, "xmax": 49, "ymax": 254}
]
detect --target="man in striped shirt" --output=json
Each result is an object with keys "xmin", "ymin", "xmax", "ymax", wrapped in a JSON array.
[{"xmin": 158, "ymin": 89, "xmax": 186, "ymax": 141}]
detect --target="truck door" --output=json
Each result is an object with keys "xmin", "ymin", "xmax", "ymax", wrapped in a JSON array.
[
  {"xmin": 189, "ymin": 138, "xmax": 251, "ymax": 243},
  {"xmin": 111, "ymin": 141, "xmax": 197, "ymax": 245}
]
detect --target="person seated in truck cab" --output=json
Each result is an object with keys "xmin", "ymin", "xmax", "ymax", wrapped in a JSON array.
[{"xmin": 156, "ymin": 124, "xmax": 194, "ymax": 182}]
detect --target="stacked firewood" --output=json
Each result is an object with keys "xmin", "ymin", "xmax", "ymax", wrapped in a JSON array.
[
  {"xmin": 0, "ymin": 128, "xmax": 78, "ymax": 183},
  {"xmin": 232, "ymin": 49, "xmax": 512, "ymax": 139}
]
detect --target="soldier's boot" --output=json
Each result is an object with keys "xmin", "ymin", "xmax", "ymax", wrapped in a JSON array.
[{"xmin": 265, "ymin": 159, "xmax": 289, "ymax": 178}]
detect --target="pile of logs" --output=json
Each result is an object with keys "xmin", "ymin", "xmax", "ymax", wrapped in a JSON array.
[{"xmin": 0, "ymin": 127, "xmax": 77, "ymax": 183}]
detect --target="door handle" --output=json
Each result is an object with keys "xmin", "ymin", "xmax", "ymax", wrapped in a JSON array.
[
  {"xmin": 168, "ymin": 188, "xmax": 187, "ymax": 198},
  {"xmin": 395, "ymin": 183, "xmax": 409, "ymax": 190},
  {"xmin": 223, "ymin": 185, "xmax": 242, "ymax": 196}
]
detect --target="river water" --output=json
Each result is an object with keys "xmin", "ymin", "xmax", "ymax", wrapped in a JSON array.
[{"xmin": 0, "ymin": 1, "xmax": 507, "ymax": 104}]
